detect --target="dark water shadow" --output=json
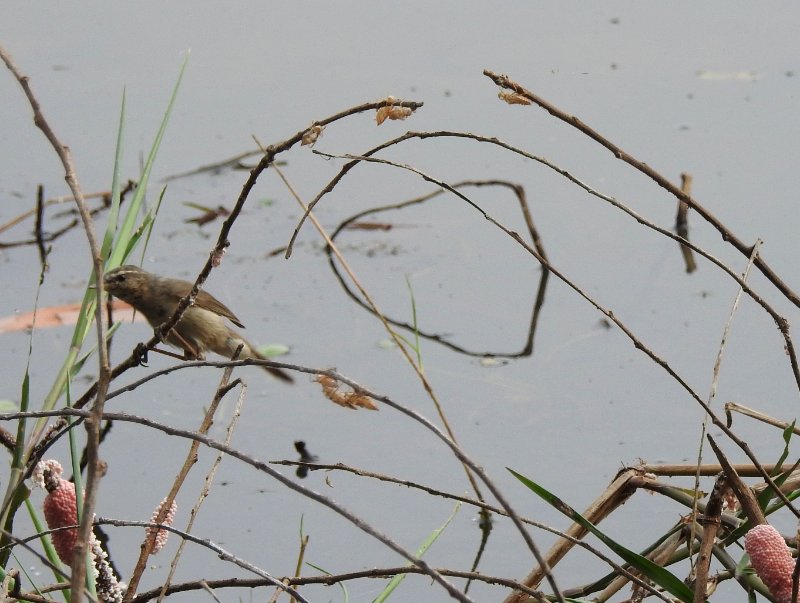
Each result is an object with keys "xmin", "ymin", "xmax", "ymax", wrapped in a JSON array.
[{"xmin": 326, "ymin": 180, "xmax": 549, "ymax": 359}]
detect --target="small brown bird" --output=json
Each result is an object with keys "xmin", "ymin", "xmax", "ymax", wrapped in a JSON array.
[{"xmin": 103, "ymin": 265, "xmax": 293, "ymax": 383}]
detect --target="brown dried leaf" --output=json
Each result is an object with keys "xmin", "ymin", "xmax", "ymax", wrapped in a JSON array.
[
  {"xmin": 0, "ymin": 299, "xmax": 141, "ymax": 333},
  {"xmin": 375, "ymin": 106, "xmax": 391, "ymax": 125},
  {"xmin": 377, "ymin": 106, "xmax": 413, "ymax": 125},
  {"xmin": 301, "ymin": 124, "xmax": 324, "ymax": 147},
  {"xmin": 376, "ymin": 97, "xmax": 415, "ymax": 125},
  {"xmin": 498, "ymin": 90, "xmax": 531, "ymax": 105},
  {"xmin": 347, "ymin": 393, "xmax": 379, "ymax": 411},
  {"xmin": 314, "ymin": 374, "xmax": 378, "ymax": 411}
]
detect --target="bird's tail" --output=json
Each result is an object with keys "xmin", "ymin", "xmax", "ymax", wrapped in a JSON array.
[
  {"xmin": 257, "ymin": 357, "xmax": 295, "ymax": 383},
  {"xmin": 227, "ymin": 336, "xmax": 295, "ymax": 383}
]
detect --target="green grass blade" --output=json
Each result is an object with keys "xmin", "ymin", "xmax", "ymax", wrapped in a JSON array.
[
  {"xmin": 306, "ymin": 562, "xmax": 348, "ymax": 603},
  {"xmin": 508, "ymin": 468, "xmax": 694, "ymax": 603},
  {"xmin": 108, "ymin": 54, "xmax": 188, "ymax": 269},
  {"xmin": 12, "ymin": 371, "xmax": 29, "ymax": 473},
  {"xmin": 1, "ymin": 265, "xmax": 45, "ymax": 561},
  {"xmin": 755, "ymin": 423, "xmax": 797, "ymax": 509},
  {"xmin": 69, "ymin": 323, "xmax": 121, "ymax": 378},
  {"xmin": 99, "ymin": 88, "xmax": 126, "ymax": 262},
  {"xmin": 373, "ymin": 502, "xmax": 461, "ymax": 602},
  {"xmin": 124, "ymin": 186, "xmax": 166, "ymax": 262},
  {"xmin": 404, "ymin": 275, "xmax": 423, "ymax": 368},
  {"xmin": 137, "ymin": 186, "xmax": 166, "ymax": 262},
  {"xmin": 26, "ymin": 487, "xmax": 70, "ymax": 601}
]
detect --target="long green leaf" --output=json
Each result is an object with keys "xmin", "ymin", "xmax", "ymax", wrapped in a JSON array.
[
  {"xmin": 108, "ymin": 53, "xmax": 188, "ymax": 269},
  {"xmin": 508, "ymin": 468, "xmax": 695, "ymax": 603},
  {"xmin": 26, "ymin": 497, "xmax": 70, "ymax": 602},
  {"xmin": 99, "ymin": 88, "xmax": 127, "ymax": 263},
  {"xmin": 125, "ymin": 186, "xmax": 166, "ymax": 262}
]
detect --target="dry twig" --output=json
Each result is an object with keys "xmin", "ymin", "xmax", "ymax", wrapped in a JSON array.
[{"xmin": 1, "ymin": 42, "xmax": 111, "ymax": 600}]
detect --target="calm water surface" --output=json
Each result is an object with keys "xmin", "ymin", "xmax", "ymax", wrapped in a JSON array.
[{"xmin": 2, "ymin": 4, "xmax": 800, "ymax": 601}]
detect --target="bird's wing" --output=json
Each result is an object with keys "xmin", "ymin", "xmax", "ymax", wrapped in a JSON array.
[
  {"xmin": 194, "ymin": 290, "xmax": 246, "ymax": 328},
  {"xmin": 167, "ymin": 288, "xmax": 246, "ymax": 328}
]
